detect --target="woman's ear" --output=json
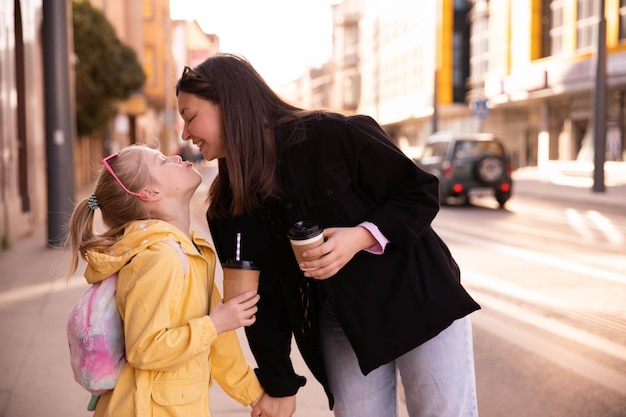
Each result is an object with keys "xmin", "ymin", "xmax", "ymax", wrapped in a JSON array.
[{"xmin": 139, "ymin": 188, "xmax": 162, "ymax": 202}]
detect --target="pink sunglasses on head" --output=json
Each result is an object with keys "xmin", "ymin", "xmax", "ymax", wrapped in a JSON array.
[{"xmin": 101, "ymin": 153, "xmax": 147, "ymax": 198}]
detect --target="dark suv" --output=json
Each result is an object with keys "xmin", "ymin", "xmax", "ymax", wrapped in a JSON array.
[{"xmin": 414, "ymin": 132, "xmax": 513, "ymax": 208}]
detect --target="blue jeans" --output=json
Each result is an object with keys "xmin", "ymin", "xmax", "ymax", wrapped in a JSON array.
[{"xmin": 318, "ymin": 298, "xmax": 479, "ymax": 417}]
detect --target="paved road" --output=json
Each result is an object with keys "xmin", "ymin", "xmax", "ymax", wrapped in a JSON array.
[{"xmin": 0, "ymin": 161, "xmax": 624, "ymax": 417}]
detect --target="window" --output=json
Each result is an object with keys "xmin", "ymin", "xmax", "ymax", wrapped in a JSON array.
[
  {"xmin": 550, "ymin": 0, "xmax": 567, "ymax": 55},
  {"xmin": 540, "ymin": 0, "xmax": 552, "ymax": 57},
  {"xmin": 470, "ymin": 0, "xmax": 490, "ymax": 82},
  {"xmin": 453, "ymin": 1, "xmax": 470, "ymax": 102},
  {"xmin": 453, "ymin": 140, "xmax": 504, "ymax": 159},
  {"xmin": 422, "ymin": 142, "xmax": 450, "ymax": 159},
  {"xmin": 576, "ymin": 0, "xmax": 597, "ymax": 51}
]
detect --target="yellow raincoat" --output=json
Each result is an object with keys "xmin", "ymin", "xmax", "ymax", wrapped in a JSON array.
[{"xmin": 83, "ymin": 219, "xmax": 262, "ymax": 416}]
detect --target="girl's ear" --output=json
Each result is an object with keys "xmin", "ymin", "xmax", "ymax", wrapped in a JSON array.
[{"xmin": 140, "ymin": 188, "xmax": 162, "ymax": 202}]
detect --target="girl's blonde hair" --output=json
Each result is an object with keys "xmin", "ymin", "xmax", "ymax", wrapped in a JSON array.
[{"xmin": 66, "ymin": 144, "xmax": 153, "ymax": 277}]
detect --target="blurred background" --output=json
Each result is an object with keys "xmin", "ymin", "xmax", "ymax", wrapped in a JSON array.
[{"xmin": 1, "ymin": 0, "xmax": 625, "ymax": 247}]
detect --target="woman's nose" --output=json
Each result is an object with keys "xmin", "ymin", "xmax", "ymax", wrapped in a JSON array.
[{"xmin": 181, "ymin": 125, "xmax": 191, "ymax": 140}]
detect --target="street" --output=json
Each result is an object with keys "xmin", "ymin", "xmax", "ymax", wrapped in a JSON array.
[
  {"xmin": 435, "ymin": 193, "xmax": 626, "ymax": 417},
  {"xmin": 0, "ymin": 161, "xmax": 625, "ymax": 417}
]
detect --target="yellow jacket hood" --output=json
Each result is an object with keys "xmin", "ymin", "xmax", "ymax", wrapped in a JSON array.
[{"xmin": 84, "ymin": 219, "xmax": 210, "ymax": 284}]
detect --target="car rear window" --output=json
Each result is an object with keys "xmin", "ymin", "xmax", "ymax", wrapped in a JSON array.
[
  {"xmin": 453, "ymin": 140, "xmax": 504, "ymax": 159},
  {"xmin": 422, "ymin": 142, "xmax": 449, "ymax": 158}
]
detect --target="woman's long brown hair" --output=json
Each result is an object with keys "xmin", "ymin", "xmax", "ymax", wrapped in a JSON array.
[{"xmin": 176, "ymin": 53, "xmax": 313, "ymax": 219}]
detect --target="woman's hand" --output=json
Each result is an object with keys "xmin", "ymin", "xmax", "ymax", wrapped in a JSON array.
[
  {"xmin": 250, "ymin": 392, "xmax": 265, "ymax": 408},
  {"xmin": 299, "ymin": 226, "xmax": 376, "ymax": 280},
  {"xmin": 210, "ymin": 290, "xmax": 259, "ymax": 334},
  {"xmin": 251, "ymin": 394, "xmax": 296, "ymax": 417}
]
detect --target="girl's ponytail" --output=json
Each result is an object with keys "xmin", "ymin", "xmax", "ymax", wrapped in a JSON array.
[{"xmin": 66, "ymin": 197, "xmax": 97, "ymax": 279}]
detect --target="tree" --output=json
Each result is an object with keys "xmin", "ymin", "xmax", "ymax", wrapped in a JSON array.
[{"xmin": 72, "ymin": 0, "xmax": 146, "ymax": 137}]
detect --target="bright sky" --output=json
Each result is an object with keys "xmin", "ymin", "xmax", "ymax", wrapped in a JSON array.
[{"xmin": 170, "ymin": 0, "xmax": 335, "ymax": 88}]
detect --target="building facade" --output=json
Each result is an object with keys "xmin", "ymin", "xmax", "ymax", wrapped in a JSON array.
[
  {"xmin": 469, "ymin": 0, "xmax": 626, "ymax": 170},
  {"xmin": 93, "ymin": 0, "xmax": 176, "ymax": 155},
  {"xmin": 297, "ymin": 0, "xmax": 625, "ymax": 172},
  {"xmin": 0, "ymin": 0, "xmax": 217, "ymax": 247},
  {"xmin": 0, "ymin": 0, "xmax": 47, "ymax": 246},
  {"xmin": 299, "ymin": 0, "xmax": 476, "ymax": 159},
  {"xmin": 4, "ymin": 0, "xmax": 623, "ymax": 247}
]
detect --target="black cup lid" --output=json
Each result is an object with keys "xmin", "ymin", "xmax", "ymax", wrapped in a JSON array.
[
  {"xmin": 288, "ymin": 221, "xmax": 321, "ymax": 239},
  {"xmin": 222, "ymin": 259, "xmax": 260, "ymax": 270}
]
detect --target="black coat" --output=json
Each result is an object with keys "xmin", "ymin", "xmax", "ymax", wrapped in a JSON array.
[{"xmin": 208, "ymin": 112, "xmax": 480, "ymax": 408}]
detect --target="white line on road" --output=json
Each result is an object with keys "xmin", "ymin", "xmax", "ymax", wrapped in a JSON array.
[
  {"xmin": 464, "ymin": 269, "xmax": 626, "ymax": 331},
  {"xmin": 472, "ymin": 307, "xmax": 626, "ymax": 397},
  {"xmin": 437, "ymin": 227, "xmax": 626, "ymax": 285},
  {"xmin": 565, "ymin": 208, "xmax": 595, "ymax": 241},
  {"xmin": 587, "ymin": 210, "xmax": 625, "ymax": 244},
  {"xmin": 470, "ymin": 287, "xmax": 626, "ymax": 362}
]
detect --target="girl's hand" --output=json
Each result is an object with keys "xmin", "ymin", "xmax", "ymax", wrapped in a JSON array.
[
  {"xmin": 251, "ymin": 394, "xmax": 296, "ymax": 417},
  {"xmin": 210, "ymin": 290, "xmax": 259, "ymax": 334},
  {"xmin": 250, "ymin": 392, "xmax": 265, "ymax": 409},
  {"xmin": 299, "ymin": 226, "xmax": 376, "ymax": 280}
]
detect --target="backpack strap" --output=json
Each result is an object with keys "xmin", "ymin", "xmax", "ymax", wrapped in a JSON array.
[{"xmin": 163, "ymin": 239, "xmax": 189, "ymax": 274}]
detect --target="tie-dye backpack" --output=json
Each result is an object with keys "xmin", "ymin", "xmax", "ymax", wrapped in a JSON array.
[
  {"xmin": 66, "ymin": 240, "xmax": 189, "ymax": 410},
  {"xmin": 66, "ymin": 273, "xmax": 124, "ymax": 396}
]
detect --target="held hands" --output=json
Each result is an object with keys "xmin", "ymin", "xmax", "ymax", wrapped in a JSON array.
[
  {"xmin": 251, "ymin": 394, "xmax": 296, "ymax": 417},
  {"xmin": 210, "ymin": 290, "xmax": 259, "ymax": 334},
  {"xmin": 299, "ymin": 226, "xmax": 376, "ymax": 280}
]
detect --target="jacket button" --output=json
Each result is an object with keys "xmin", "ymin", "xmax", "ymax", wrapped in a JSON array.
[{"xmin": 326, "ymin": 188, "xmax": 334, "ymax": 197}]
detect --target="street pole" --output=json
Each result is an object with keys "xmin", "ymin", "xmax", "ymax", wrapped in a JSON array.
[
  {"xmin": 43, "ymin": 0, "xmax": 76, "ymax": 246},
  {"xmin": 432, "ymin": 1, "xmax": 440, "ymax": 134},
  {"xmin": 592, "ymin": 0, "xmax": 606, "ymax": 192},
  {"xmin": 432, "ymin": 69, "xmax": 439, "ymax": 134}
]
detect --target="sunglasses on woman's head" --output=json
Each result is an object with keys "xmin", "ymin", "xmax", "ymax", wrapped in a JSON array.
[
  {"xmin": 101, "ymin": 153, "xmax": 147, "ymax": 198},
  {"xmin": 181, "ymin": 66, "xmax": 210, "ymax": 83}
]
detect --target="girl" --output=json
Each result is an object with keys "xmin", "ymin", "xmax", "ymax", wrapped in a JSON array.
[
  {"xmin": 66, "ymin": 144, "xmax": 265, "ymax": 417},
  {"xmin": 175, "ymin": 54, "xmax": 481, "ymax": 417}
]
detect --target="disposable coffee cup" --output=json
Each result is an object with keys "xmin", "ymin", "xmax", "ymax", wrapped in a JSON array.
[
  {"xmin": 288, "ymin": 221, "xmax": 324, "ymax": 271},
  {"xmin": 222, "ymin": 259, "xmax": 260, "ymax": 302}
]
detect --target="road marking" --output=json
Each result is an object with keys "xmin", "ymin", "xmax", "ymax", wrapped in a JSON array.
[
  {"xmin": 587, "ymin": 210, "xmax": 625, "ymax": 244},
  {"xmin": 472, "ymin": 305, "xmax": 626, "ymax": 397},
  {"xmin": 437, "ymin": 227, "xmax": 626, "ymax": 285},
  {"xmin": 565, "ymin": 208, "xmax": 595, "ymax": 241},
  {"xmin": 464, "ymin": 270, "xmax": 626, "ymax": 332},
  {"xmin": 470, "ymin": 287, "xmax": 626, "ymax": 362}
]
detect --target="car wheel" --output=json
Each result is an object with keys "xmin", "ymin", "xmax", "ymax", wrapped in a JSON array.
[{"xmin": 474, "ymin": 156, "xmax": 504, "ymax": 184}]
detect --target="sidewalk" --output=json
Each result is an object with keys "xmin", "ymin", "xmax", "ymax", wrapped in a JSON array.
[
  {"xmin": 0, "ymin": 165, "xmax": 624, "ymax": 417},
  {"xmin": 0, "ymin": 177, "xmax": 331, "ymax": 417},
  {"xmin": 512, "ymin": 163, "xmax": 626, "ymax": 210}
]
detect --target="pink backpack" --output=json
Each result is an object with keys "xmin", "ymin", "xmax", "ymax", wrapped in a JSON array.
[
  {"xmin": 66, "ymin": 273, "xmax": 124, "ymax": 396},
  {"xmin": 66, "ymin": 240, "xmax": 189, "ymax": 409}
]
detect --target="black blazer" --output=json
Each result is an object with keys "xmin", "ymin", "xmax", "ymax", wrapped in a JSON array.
[{"xmin": 209, "ymin": 112, "xmax": 480, "ymax": 408}]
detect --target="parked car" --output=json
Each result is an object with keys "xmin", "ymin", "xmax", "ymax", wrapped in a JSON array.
[{"xmin": 414, "ymin": 132, "xmax": 513, "ymax": 208}]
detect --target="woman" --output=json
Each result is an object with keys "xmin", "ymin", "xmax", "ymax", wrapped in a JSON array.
[{"xmin": 176, "ymin": 53, "xmax": 481, "ymax": 417}]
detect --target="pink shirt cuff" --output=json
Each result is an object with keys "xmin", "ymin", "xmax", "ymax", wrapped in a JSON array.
[{"xmin": 359, "ymin": 222, "xmax": 389, "ymax": 255}]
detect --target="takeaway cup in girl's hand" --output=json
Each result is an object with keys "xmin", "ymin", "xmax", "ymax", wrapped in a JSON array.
[
  {"xmin": 288, "ymin": 221, "xmax": 324, "ymax": 271},
  {"xmin": 221, "ymin": 259, "xmax": 260, "ymax": 302},
  {"xmin": 222, "ymin": 232, "xmax": 260, "ymax": 302}
]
